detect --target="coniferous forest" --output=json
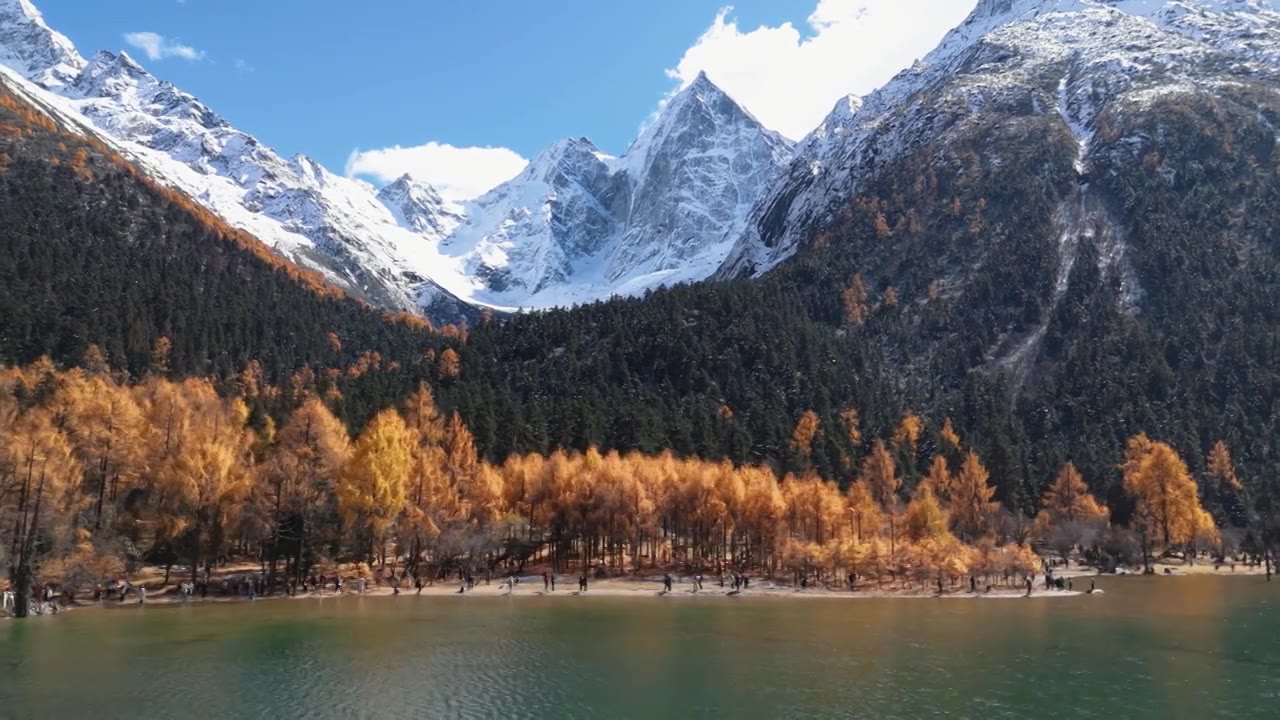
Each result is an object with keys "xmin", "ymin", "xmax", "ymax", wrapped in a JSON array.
[{"xmin": 2, "ymin": 71, "xmax": 1279, "ymax": 618}]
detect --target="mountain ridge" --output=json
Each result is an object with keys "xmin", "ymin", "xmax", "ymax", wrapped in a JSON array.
[
  {"xmin": 436, "ymin": 73, "xmax": 793, "ymax": 308},
  {"xmin": 718, "ymin": 0, "xmax": 1280, "ymax": 278},
  {"xmin": 0, "ymin": 1, "xmax": 793, "ymax": 319}
]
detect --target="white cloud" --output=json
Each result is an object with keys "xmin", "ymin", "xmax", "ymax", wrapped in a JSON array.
[
  {"xmin": 123, "ymin": 32, "xmax": 205, "ymax": 61},
  {"xmin": 667, "ymin": 0, "xmax": 978, "ymax": 140},
  {"xmin": 345, "ymin": 143, "xmax": 528, "ymax": 202},
  {"xmin": 234, "ymin": 58, "xmax": 254, "ymax": 74}
]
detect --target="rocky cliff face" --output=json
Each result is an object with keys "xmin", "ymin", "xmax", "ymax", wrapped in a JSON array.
[{"xmin": 442, "ymin": 73, "xmax": 792, "ymax": 309}]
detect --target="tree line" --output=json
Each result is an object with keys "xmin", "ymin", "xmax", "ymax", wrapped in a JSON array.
[{"xmin": 4, "ymin": 356, "xmax": 1274, "ymax": 618}]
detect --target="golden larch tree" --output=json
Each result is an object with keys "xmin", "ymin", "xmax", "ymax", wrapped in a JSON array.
[
  {"xmin": 841, "ymin": 275, "xmax": 869, "ymax": 326},
  {"xmin": 949, "ymin": 451, "xmax": 998, "ymax": 541},
  {"xmin": 1124, "ymin": 438, "xmax": 1213, "ymax": 555},
  {"xmin": 338, "ymin": 409, "xmax": 412, "ymax": 559},
  {"xmin": 1206, "ymin": 441, "xmax": 1242, "ymax": 492},
  {"xmin": 791, "ymin": 411, "xmax": 821, "ymax": 462},
  {"xmin": 1040, "ymin": 463, "xmax": 1107, "ymax": 524},
  {"xmin": 861, "ymin": 440, "xmax": 901, "ymax": 510}
]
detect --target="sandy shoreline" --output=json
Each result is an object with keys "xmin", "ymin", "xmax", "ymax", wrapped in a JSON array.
[
  {"xmin": 12, "ymin": 562, "xmax": 1269, "ymax": 618},
  {"xmin": 50, "ymin": 577, "xmax": 1082, "ymax": 614}
]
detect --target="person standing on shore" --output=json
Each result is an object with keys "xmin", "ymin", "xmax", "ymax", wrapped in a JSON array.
[
  {"xmin": 550, "ymin": 575, "xmax": 556, "ymax": 591},
  {"xmin": 663, "ymin": 574, "xmax": 673, "ymax": 592},
  {"xmin": 542, "ymin": 572, "xmax": 549, "ymax": 591},
  {"xmin": 579, "ymin": 575, "xmax": 588, "ymax": 592},
  {"xmin": 1025, "ymin": 577, "xmax": 1033, "ymax": 597}
]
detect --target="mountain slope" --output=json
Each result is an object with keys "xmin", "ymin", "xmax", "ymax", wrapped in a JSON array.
[
  {"xmin": 0, "ymin": 0, "xmax": 79, "ymax": 87},
  {"xmin": 697, "ymin": 0, "xmax": 1280, "ymax": 498},
  {"xmin": 0, "ymin": 1, "xmax": 485, "ymax": 321},
  {"xmin": 0, "ymin": 74, "xmax": 453, "ymax": 403},
  {"xmin": 0, "ymin": 1, "xmax": 793, "ymax": 319},
  {"xmin": 722, "ymin": 0, "xmax": 1280, "ymax": 277}
]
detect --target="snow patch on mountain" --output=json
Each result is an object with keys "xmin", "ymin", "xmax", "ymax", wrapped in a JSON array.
[
  {"xmin": 720, "ymin": 0, "xmax": 1280, "ymax": 277},
  {"xmin": 378, "ymin": 174, "xmax": 465, "ymax": 237},
  {"xmin": 440, "ymin": 72, "xmax": 793, "ymax": 309},
  {"xmin": 1, "ymin": 0, "xmax": 795, "ymax": 317},
  {"xmin": 0, "ymin": 0, "xmax": 81, "ymax": 87}
]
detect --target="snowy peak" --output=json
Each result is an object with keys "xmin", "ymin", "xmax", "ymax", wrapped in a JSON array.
[
  {"xmin": 72, "ymin": 50, "xmax": 155, "ymax": 98},
  {"xmin": 721, "ymin": 0, "xmax": 1280, "ymax": 279},
  {"xmin": 622, "ymin": 71, "xmax": 785, "ymax": 172},
  {"xmin": 964, "ymin": 0, "xmax": 1279, "ymax": 28},
  {"xmin": 525, "ymin": 136, "xmax": 610, "ymax": 184},
  {"xmin": 0, "ymin": 0, "xmax": 83, "ymax": 86},
  {"xmin": 796, "ymin": 94, "xmax": 863, "ymax": 159},
  {"xmin": 442, "ymin": 70, "xmax": 792, "ymax": 306},
  {"xmin": 378, "ymin": 174, "xmax": 463, "ymax": 238}
]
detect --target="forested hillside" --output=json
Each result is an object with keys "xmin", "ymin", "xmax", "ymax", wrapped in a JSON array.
[
  {"xmin": 447, "ymin": 84, "xmax": 1280, "ymax": 524},
  {"xmin": 3, "ymin": 72, "xmax": 1278, "ymax": 533},
  {"xmin": 3, "ymin": 61, "xmax": 1279, "ymax": 621},
  {"xmin": 0, "ymin": 79, "xmax": 460, "ymax": 429}
]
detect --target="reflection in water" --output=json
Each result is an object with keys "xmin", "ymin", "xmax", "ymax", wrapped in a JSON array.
[{"xmin": 1, "ymin": 577, "xmax": 1277, "ymax": 719}]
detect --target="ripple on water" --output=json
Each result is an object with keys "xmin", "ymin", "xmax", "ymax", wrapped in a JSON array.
[{"xmin": 3, "ymin": 578, "xmax": 1279, "ymax": 719}]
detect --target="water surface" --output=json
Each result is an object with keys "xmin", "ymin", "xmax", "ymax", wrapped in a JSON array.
[{"xmin": 2, "ymin": 576, "xmax": 1277, "ymax": 718}]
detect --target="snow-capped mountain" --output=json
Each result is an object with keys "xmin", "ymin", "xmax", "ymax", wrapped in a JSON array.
[
  {"xmin": 0, "ymin": 0, "xmax": 484, "ymax": 319},
  {"xmin": 378, "ymin": 174, "xmax": 465, "ymax": 238},
  {"xmin": 720, "ymin": 0, "xmax": 1280, "ymax": 277},
  {"xmin": 0, "ymin": 0, "xmax": 793, "ymax": 318},
  {"xmin": 0, "ymin": 0, "xmax": 80, "ymax": 87},
  {"xmin": 442, "ymin": 72, "xmax": 793, "ymax": 308}
]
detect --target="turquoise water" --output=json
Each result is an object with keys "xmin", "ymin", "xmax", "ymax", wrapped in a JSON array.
[{"xmin": 1, "ymin": 576, "xmax": 1277, "ymax": 719}]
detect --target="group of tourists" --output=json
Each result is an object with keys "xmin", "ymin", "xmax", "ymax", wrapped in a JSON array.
[{"xmin": 657, "ymin": 572, "xmax": 749, "ymax": 593}]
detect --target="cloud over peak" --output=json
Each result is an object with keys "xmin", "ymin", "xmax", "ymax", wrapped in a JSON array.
[
  {"xmin": 345, "ymin": 142, "xmax": 527, "ymax": 203},
  {"xmin": 123, "ymin": 32, "xmax": 205, "ymax": 62},
  {"xmin": 666, "ymin": 0, "xmax": 976, "ymax": 140}
]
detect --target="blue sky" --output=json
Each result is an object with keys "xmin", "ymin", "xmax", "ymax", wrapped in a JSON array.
[{"xmin": 33, "ymin": 0, "xmax": 976, "ymax": 199}]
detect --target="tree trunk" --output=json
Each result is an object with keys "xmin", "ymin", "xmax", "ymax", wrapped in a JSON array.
[
  {"xmin": 93, "ymin": 449, "xmax": 110, "ymax": 531},
  {"xmin": 12, "ymin": 564, "xmax": 33, "ymax": 618},
  {"xmin": 190, "ymin": 514, "xmax": 204, "ymax": 587}
]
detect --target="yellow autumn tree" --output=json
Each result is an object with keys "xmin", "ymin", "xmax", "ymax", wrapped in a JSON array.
[
  {"xmin": 261, "ymin": 398, "xmax": 350, "ymax": 584},
  {"xmin": 846, "ymin": 481, "xmax": 882, "ymax": 542},
  {"xmin": 338, "ymin": 409, "xmax": 412, "ymax": 560},
  {"xmin": 923, "ymin": 455, "xmax": 954, "ymax": 505},
  {"xmin": 791, "ymin": 410, "xmax": 821, "ymax": 463},
  {"xmin": 53, "ymin": 371, "xmax": 144, "ymax": 530},
  {"xmin": 1206, "ymin": 441, "xmax": 1242, "ymax": 492},
  {"xmin": 949, "ymin": 451, "xmax": 998, "ymax": 541},
  {"xmin": 0, "ymin": 407, "xmax": 83, "ymax": 617},
  {"xmin": 436, "ymin": 347, "xmax": 461, "ymax": 381},
  {"xmin": 1034, "ymin": 463, "xmax": 1108, "ymax": 565},
  {"xmin": 892, "ymin": 412, "xmax": 923, "ymax": 457},
  {"xmin": 1124, "ymin": 439, "xmax": 1215, "ymax": 559},
  {"xmin": 939, "ymin": 418, "xmax": 961, "ymax": 450},
  {"xmin": 904, "ymin": 482, "xmax": 949, "ymax": 542},
  {"xmin": 861, "ymin": 440, "xmax": 901, "ymax": 510},
  {"xmin": 1041, "ymin": 463, "xmax": 1107, "ymax": 524},
  {"xmin": 841, "ymin": 274, "xmax": 869, "ymax": 326}
]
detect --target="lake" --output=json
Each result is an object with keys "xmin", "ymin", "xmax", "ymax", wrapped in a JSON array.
[{"xmin": 1, "ymin": 576, "xmax": 1277, "ymax": 719}]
